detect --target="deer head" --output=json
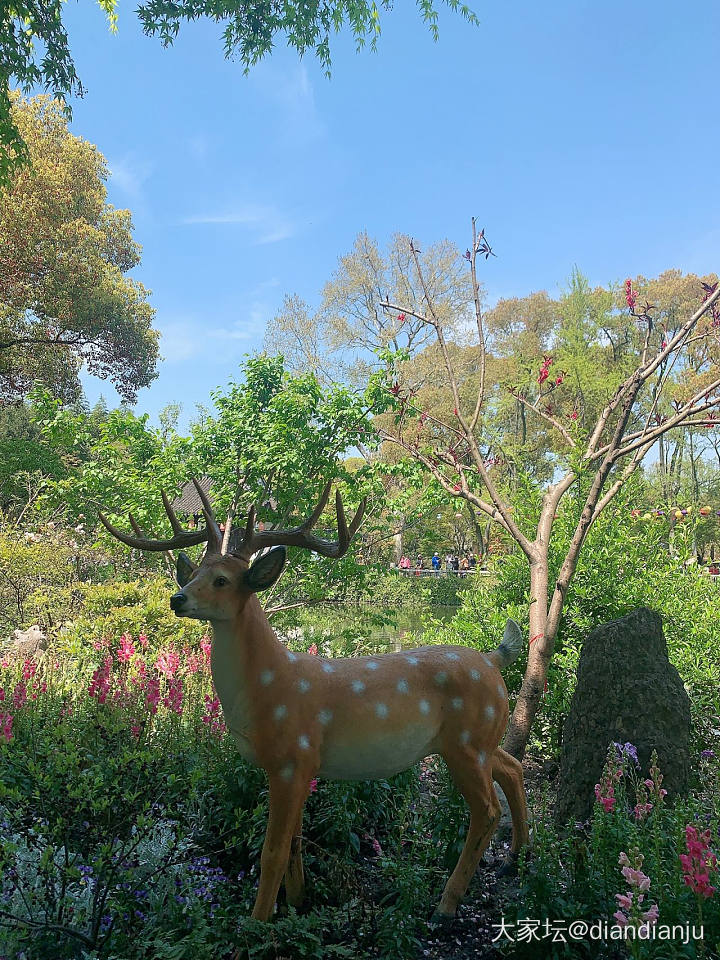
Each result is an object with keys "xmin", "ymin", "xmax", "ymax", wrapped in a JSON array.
[{"xmin": 99, "ymin": 478, "xmax": 366, "ymax": 623}]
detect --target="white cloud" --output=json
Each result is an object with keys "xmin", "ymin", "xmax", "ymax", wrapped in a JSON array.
[
  {"xmin": 107, "ymin": 154, "xmax": 153, "ymax": 205},
  {"xmin": 182, "ymin": 203, "xmax": 296, "ymax": 245}
]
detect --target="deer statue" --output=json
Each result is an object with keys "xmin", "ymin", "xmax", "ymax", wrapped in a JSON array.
[{"xmin": 99, "ymin": 479, "xmax": 528, "ymax": 924}]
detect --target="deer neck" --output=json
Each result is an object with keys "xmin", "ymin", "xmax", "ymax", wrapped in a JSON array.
[{"xmin": 209, "ymin": 595, "xmax": 283, "ymax": 756}]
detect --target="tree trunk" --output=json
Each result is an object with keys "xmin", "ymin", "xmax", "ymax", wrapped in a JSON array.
[{"xmin": 502, "ymin": 558, "xmax": 552, "ymax": 759}]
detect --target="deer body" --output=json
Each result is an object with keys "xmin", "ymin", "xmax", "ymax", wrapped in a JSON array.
[{"xmin": 100, "ymin": 480, "xmax": 529, "ymax": 926}]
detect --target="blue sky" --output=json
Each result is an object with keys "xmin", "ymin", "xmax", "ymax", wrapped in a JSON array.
[{"xmin": 59, "ymin": 0, "xmax": 720, "ymax": 426}]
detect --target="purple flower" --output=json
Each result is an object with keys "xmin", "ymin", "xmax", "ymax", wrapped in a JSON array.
[
  {"xmin": 614, "ymin": 742, "xmax": 640, "ymax": 767},
  {"xmin": 701, "ymin": 749, "xmax": 715, "ymax": 760}
]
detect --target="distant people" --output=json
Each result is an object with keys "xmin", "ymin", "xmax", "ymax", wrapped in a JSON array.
[
  {"xmin": 460, "ymin": 556, "xmax": 470, "ymax": 573},
  {"xmin": 709, "ymin": 563, "xmax": 720, "ymax": 577},
  {"xmin": 445, "ymin": 554, "xmax": 453, "ymax": 572},
  {"xmin": 469, "ymin": 554, "xmax": 477, "ymax": 569},
  {"xmin": 451, "ymin": 555, "xmax": 460, "ymax": 573},
  {"xmin": 399, "ymin": 555, "xmax": 411, "ymax": 573},
  {"xmin": 431, "ymin": 553, "xmax": 441, "ymax": 572},
  {"xmin": 415, "ymin": 555, "xmax": 424, "ymax": 576}
]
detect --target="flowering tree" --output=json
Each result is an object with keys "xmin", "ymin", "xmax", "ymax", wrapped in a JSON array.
[{"xmin": 377, "ymin": 220, "xmax": 720, "ymax": 759}]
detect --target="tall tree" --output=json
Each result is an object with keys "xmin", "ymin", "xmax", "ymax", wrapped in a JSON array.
[
  {"xmin": 0, "ymin": 94, "xmax": 158, "ymax": 403},
  {"xmin": 1, "ymin": 1, "xmax": 477, "ymax": 184},
  {"xmin": 372, "ymin": 221, "xmax": 720, "ymax": 759}
]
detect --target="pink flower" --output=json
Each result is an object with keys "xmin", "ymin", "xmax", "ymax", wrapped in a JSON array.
[
  {"xmin": 307, "ymin": 644, "xmax": 318, "ymax": 656},
  {"xmin": 138, "ymin": 633, "xmax": 148, "ymax": 648},
  {"xmin": 200, "ymin": 637, "xmax": 212, "ymax": 662},
  {"xmin": 163, "ymin": 676, "xmax": 184, "ymax": 715},
  {"xmin": 130, "ymin": 723, "xmax": 142, "ymax": 739},
  {"xmin": 625, "ymin": 279, "xmax": 637, "ymax": 311},
  {"xmin": 0, "ymin": 712, "xmax": 12, "ymax": 743},
  {"xmin": 202, "ymin": 694, "xmax": 225, "ymax": 736},
  {"xmin": 117, "ymin": 634, "xmax": 136, "ymax": 662},
  {"xmin": 22, "ymin": 659, "xmax": 36, "ymax": 681},
  {"xmin": 12, "ymin": 682, "xmax": 27, "ymax": 710},
  {"xmin": 88, "ymin": 656, "xmax": 113, "ymax": 704},
  {"xmin": 615, "ymin": 893, "xmax": 633, "ymax": 911},
  {"xmin": 145, "ymin": 677, "xmax": 161, "ymax": 715},
  {"xmin": 613, "ymin": 910, "xmax": 629, "ymax": 926},
  {"xmin": 308, "ymin": 778, "xmax": 318, "ymax": 794},
  {"xmin": 155, "ymin": 649, "xmax": 180, "ymax": 678},
  {"xmin": 681, "ymin": 825, "xmax": 718, "ymax": 899}
]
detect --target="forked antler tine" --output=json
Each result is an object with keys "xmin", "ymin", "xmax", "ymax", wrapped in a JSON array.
[
  {"xmin": 161, "ymin": 489, "xmax": 185, "ymax": 535},
  {"xmin": 129, "ymin": 514, "xmax": 146, "ymax": 538},
  {"xmin": 98, "ymin": 509, "xmax": 210, "ymax": 552},
  {"xmin": 192, "ymin": 477, "xmax": 222, "ymax": 551},
  {"xmin": 243, "ymin": 505, "xmax": 257, "ymax": 544},
  {"xmin": 348, "ymin": 497, "xmax": 366, "ymax": 538},
  {"xmin": 300, "ymin": 481, "xmax": 333, "ymax": 531}
]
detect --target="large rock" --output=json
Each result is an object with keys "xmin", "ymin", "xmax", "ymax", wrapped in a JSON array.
[
  {"xmin": 3, "ymin": 624, "xmax": 47, "ymax": 659},
  {"xmin": 555, "ymin": 608, "xmax": 691, "ymax": 825}
]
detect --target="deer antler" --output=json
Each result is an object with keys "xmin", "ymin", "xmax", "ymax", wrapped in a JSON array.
[
  {"xmin": 231, "ymin": 482, "xmax": 366, "ymax": 560},
  {"xmin": 99, "ymin": 478, "xmax": 223, "ymax": 553}
]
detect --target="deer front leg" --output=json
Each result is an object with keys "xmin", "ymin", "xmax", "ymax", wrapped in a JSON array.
[
  {"xmin": 251, "ymin": 771, "xmax": 312, "ymax": 921},
  {"xmin": 284, "ymin": 804, "xmax": 305, "ymax": 909}
]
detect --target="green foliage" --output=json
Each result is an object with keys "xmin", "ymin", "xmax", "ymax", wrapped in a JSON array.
[
  {"xmin": 515, "ymin": 749, "xmax": 720, "ymax": 959},
  {"xmin": 1, "ymin": 4, "xmax": 477, "ymax": 187},
  {"xmin": 1, "ymin": 95, "xmax": 158, "ymax": 402}
]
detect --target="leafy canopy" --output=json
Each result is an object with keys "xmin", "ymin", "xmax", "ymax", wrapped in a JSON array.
[
  {"xmin": 1, "ymin": 0, "xmax": 477, "ymax": 185},
  {"xmin": 0, "ymin": 94, "xmax": 159, "ymax": 403}
]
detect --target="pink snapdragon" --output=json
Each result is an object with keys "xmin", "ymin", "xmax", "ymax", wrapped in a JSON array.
[
  {"xmin": 680, "ymin": 826, "xmax": 718, "ymax": 899},
  {"xmin": 22, "ymin": 658, "xmax": 37, "ymax": 681},
  {"xmin": 202, "ymin": 694, "xmax": 225, "ymax": 736},
  {"xmin": 155, "ymin": 649, "xmax": 180, "ymax": 679},
  {"xmin": 88, "ymin": 656, "xmax": 113, "ymax": 704},
  {"xmin": 145, "ymin": 677, "xmax": 161, "ymax": 715},
  {"xmin": 0, "ymin": 712, "xmax": 12, "ymax": 743},
  {"xmin": 117, "ymin": 634, "xmax": 136, "ymax": 662},
  {"xmin": 138, "ymin": 633, "xmax": 148, "ymax": 649},
  {"xmin": 614, "ymin": 849, "xmax": 658, "ymax": 933},
  {"xmin": 308, "ymin": 644, "xmax": 318, "ymax": 656},
  {"xmin": 200, "ymin": 636, "xmax": 212, "ymax": 664},
  {"xmin": 12, "ymin": 682, "xmax": 27, "ymax": 711},
  {"xmin": 163, "ymin": 676, "xmax": 184, "ymax": 715},
  {"xmin": 594, "ymin": 749, "xmax": 622, "ymax": 813}
]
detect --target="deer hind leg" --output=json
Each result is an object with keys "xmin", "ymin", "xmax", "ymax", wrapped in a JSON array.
[
  {"xmin": 434, "ymin": 748, "xmax": 501, "ymax": 919},
  {"xmin": 251, "ymin": 770, "xmax": 312, "ymax": 922},
  {"xmin": 491, "ymin": 747, "xmax": 529, "ymax": 857},
  {"xmin": 284, "ymin": 803, "xmax": 305, "ymax": 909}
]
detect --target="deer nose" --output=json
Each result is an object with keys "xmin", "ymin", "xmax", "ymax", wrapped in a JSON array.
[{"xmin": 170, "ymin": 591, "xmax": 187, "ymax": 611}]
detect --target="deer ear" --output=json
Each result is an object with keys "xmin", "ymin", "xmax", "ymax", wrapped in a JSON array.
[
  {"xmin": 176, "ymin": 551, "xmax": 196, "ymax": 587},
  {"xmin": 244, "ymin": 546, "xmax": 287, "ymax": 592}
]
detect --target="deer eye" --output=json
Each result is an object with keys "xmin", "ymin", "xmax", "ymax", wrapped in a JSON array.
[{"xmin": 214, "ymin": 576, "xmax": 229, "ymax": 588}]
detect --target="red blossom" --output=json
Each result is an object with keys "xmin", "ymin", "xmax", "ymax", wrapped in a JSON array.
[
  {"xmin": 397, "ymin": 313, "xmax": 406, "ymax": 323},
  {"xmin": 624, "ymin": 278, "xmax": 637, "ymax": 311}
]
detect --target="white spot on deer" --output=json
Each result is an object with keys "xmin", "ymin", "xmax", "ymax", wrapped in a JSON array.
[
  {"xmin": 497, "ymin": 682, "xmax": 505, "ymax": 698},
  {"xmin": 452, "ymin": 697, "xmax": 464, "ymax": 711},
  {"xmin": 322, "ymin": 663, "xmax": 334, "ymax": 674},
  {"xmin": 460, "ymin": 729, "xmax": 470, "ymax": 745},
  {"xmin": 352, "ymin": 679, "xmax": 366, "ymax": 694},
  {"xmin": 317, "ymin": 709, "xmax": 333, "ymax": 726},
  {"xmin": 444, "ymin": 652, "xmax": 460, "ymax": 661},
  {"xmin": 477, "ymin": 751, "xmax": 486, "ymax": 767},
  {"xmin": 366, "ymin": 660, "xmax": 379, "ymax": 671},
  {"xmin": 434, "ymin": 671, "xmax": 448, "ymax": 686},
  {"xmin": 397, "ymin": 679, "xmax": 409, "ymax": 694},
  {"xmin": 405, "ymin": 656, "xmax": 419, "ymax": 666},
  {"xmin": 260, "ymin": 669, "xmax": 274, "ymax": 686},
  {"xmin": 470, "ymin": 669, "xmax": 481, "ymax": 681},
  {"xmin": 482, "ymin": 655, "xmax": 493, "ymax": 668},
  {"xmin": 485, "ymin": 704, "xmax": 496, "ymax": 720},
  {"xmin": 274, "ymin": 704, "xmax": 288, "ymax": 721},
  {"xmin": 280, "ymin": 763, "xmax": 295, "ymax": 780},
  {"xmin": 375, "ymin": 703, "xmax": 388, "ymax": 719},
  {"xmin": 298, "ymin": 735, "xmax": 310, "ymax": 750},
  {"xmin": 419, "ymin": 699, "xmax": 431, "ymax": 715},
  {"xmin": 287, "ymin": 651, "xmax": 297, "ymax": 662},
  {"xmin": 298, "ymin": 679, "xmax": 311, "ymax": 694}
]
